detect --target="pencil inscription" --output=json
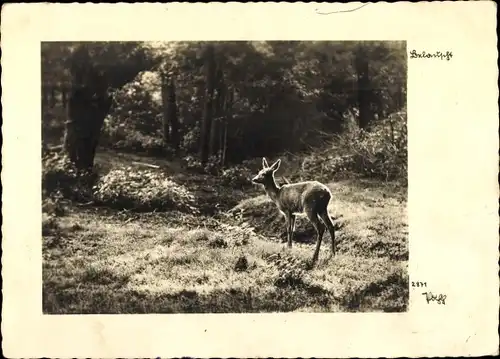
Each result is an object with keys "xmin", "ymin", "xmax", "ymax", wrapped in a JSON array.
[
  {"xmin": 410, "ymin": 50, "xmax": 453, "ymax": 61},
  {"xmin": 422, "ymin": 292, "xmax": 447, "ymax": 305}
]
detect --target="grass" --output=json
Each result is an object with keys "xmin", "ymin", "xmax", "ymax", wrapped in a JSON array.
[{"xmin": 43, "ymin": 150, "xmax": 408, "ymax": 313}]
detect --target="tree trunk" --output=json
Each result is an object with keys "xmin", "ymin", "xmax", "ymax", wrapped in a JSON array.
[
  {"xmin": 220, "ymin": 87, "xmax": 234, "ymax": 168},
  {"xmin": 167, "ymin": 76, "xmax": 180, "ymax": 152},
  {"xmin": 355, "ymin": 45, "xmax": 373, "ymax": 129},
  {"xmin": 62, "ymin": 86, "xmax": 68, "ymax": 108},
  {"xmin": 160, "ymin": 73, "xmax": 171, "ymax": 145},
  {"xmin": 221, "ymin": 120, "xmax": 228, "ymax": 168},
  {"xmin": 200, "ymin": 44, "xmax": 216, "ymax": 165},
  {"xmin": 64, "ymin": 85, "xmax": 112, "ymax": 171},
  {"xmin": 209, "ymin": 66, "xmax": 224, "ymax": 157},
  {"xmin": 50, "ymin": 86, "xmax": 57, "ymax": 108},
  {"xmin": 64, "ymin": 49, "xmax": 112, "ymax": 171},
  {"xmin": 42, "ymin": 84, "xmax": 49, "ymax": 107}
]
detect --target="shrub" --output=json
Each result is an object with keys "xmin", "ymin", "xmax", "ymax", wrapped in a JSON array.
[
  {"xmin": 182, "ymin": 155, "xmax": 221, "ymax": 176},
  {"xmin": 181, "ymin": 126, "xmax": 201, "ymax": 154},
  {"xmin": 111, "ymin": 131, "xmax": 167, "ymax": 157},
  {"xmin": 42, "ymin": 211, "xmax": 60, "ymax": 236},
  {"xmin": 220, "ymin": 164, "xmax": 253, "ymax": 187},
  {"xmin": 42, "ymin": 189, "xmax": 68, "ymax": 217},
  {"xmin": 182, "ymin": 155, "xmax": 205, "ymax": 174},
  {"xmin": 93, "ymin": 168, "xmax": 198, "ymax": 213},
  {"xmin": 42, "ymin": 150, "xmax": 97, "ymax": 201},
  {"xmin": 302, "ymin": 109, "xmax": 407, "ymax": 182}
]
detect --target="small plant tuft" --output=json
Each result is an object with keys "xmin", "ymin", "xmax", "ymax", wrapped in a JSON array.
[{"xmin": 234, "ymin": 256, "xmax": 249, "ymax": 272}]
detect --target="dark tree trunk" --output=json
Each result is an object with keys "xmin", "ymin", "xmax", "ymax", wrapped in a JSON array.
[
  {"xmin": 220, "ymin": 87, "xmax": 234, "ymax": 168},
  {"xmin": 397, "ymin": 86, "xmax": 405, "ymax": 110},
  {"xmin": 160, "ymin": 73, "xmax": 171, "ymax": 145},
  {"xmin": 355, "ymin": 45, "xmax": 373, "ymax": 129},
  {"xmin": 50, "ymin": 86, "xmax": 57, "ymax": 108},
  {"xmin": 166, "ymin": 77, "xmax": 180, "ymax": 152},
  {"xmin": 61, "ymin": 86, "xmax": 68, "ymax": 108},
  {"xmin": 209, "ymin": 66, "xmax": 224, "ymax": 157},
  {"xmin": 64, "ymin": 85, "xmax": 112, "ymax": 171},
  {"xmin": 42, "ymin": 84, "xmax": 49, "ymax": 107},
  {"xmin": 63, "ymin": 43, "xmax": 151, "ymax": 171},
  {"xmin": 64, "ymin": 49, "xmax": 112, "ymax": 171},
  {"xmin": 200, "ymin": 44, "xmax": 216, "ymax": 165}
]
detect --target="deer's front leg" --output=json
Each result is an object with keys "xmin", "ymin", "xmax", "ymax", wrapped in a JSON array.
[{"xmin": 288, "ymin": 214, "xmax": 296, "ymax": 248}]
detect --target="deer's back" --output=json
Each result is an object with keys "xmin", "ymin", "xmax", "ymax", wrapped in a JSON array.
[{"xmin": 277, "ymin": 180, "xmax": 331, "ymax": 214}]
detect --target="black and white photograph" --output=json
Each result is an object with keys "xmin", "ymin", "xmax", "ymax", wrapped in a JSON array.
[
  {"xmin": 42, "ymin": 40, "xmax": 408, "ymax": 314},
  {"xmin": 3, "ymin": 2, "xmax": 498, "ymax": 358}
]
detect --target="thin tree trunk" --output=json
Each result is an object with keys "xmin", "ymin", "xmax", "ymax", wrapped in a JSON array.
[
  {"xmin": 220, "ymin": 87, "xmax": 234, "ymax": 168},
  {"xmin": 61, "ymin": 86, "xmax": 68, "ymax": 108},
  {"xmin": 42, "ymin": 84, "xmax": 49, "ymax": 108},
  {"xmin": 50, "ymin": 86, "xmax": 57, "ymax": 108},
  {"xmin": 218, "ymin": 118, "xmax": 226, "ymax": 164},
  {"xmin": 221, "ymin": 120, "xmax": 228, "ymax": 168},
  {"xmin": 167, "ymin": 76, "xmax": 180, "ymax": 152},
  {"xmin": 161, "ymin": 73, "xmax": 171, "ymax": 145},
  {"xmin": 209, "ymin": 66, "xmax": 224, "ymax": 157},
  {"xmin": 355, "ymin": 44, "xmax": 373, "ymax": 130},
  {"xmin": 200, "ymin": 44, "xmax": 216, "ymax": 165}
]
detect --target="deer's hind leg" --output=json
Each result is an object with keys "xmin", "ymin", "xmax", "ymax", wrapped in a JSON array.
[
  {"xmin": 306, "ymin": 208, "xmax": 325, "ymax": 264},
  {"xmin": 319, "ymin": 210, "xmax": 336, "ymax": 257}
]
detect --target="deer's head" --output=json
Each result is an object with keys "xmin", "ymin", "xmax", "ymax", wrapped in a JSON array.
[{"xmin": 251, "ymin": 157, "xmax": 281, "ymax": 185}]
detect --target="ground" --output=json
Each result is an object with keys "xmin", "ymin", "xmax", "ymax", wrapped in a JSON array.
[{"xmin": 43, "ymin": 150, "xmax": 409, "ymax": 313}]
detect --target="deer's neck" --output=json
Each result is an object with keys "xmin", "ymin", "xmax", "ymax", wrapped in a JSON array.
[{"xmin": 264, "ymin": 178, "xmax": 281, "ymax": 202}]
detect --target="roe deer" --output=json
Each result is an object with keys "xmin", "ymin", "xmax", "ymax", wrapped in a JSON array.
[{"xmin": 251, "ymin": 157, "xmax": 336, "ymax": 265}]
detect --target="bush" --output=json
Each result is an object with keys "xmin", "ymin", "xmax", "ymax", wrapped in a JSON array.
[
  {"xmin": 181, "ymin": 126, "xmax": 201, "ymax": 154},
  {"xmin": 182, "ymin": 155, "xmax": 221, "ymax": 176},
  {"xmin": 42, "ymin": 189, "xmax": 68, "ymax": 217},
  {"xmin": 302, "ymin": 109, "xmax": 407, "ymax": 182},
  {"xmin": 100, "ymin": 76, "xmax": 173, "ymax": 157},
  {"xmin": 111, "ymin": 131, "xmax": 167, "ymax": 157},
  {"xmin": 220, "ymin": 165, "xmax": 253, "ymax": 187},
  {"xmin": 93, "ymin": 168, "xmax": 198, "ymax": 213},
  {"xmin": 42, "ymin": 150, "xmax": 97, "ymax": 201},
  {"xmin": 182, "ymin": 155, "xmax": 205, "ymax": 174}
]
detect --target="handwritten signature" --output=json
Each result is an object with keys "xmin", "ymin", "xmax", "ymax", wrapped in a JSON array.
[
  {"xmin": 410, "ymin": 50, "xmax": 453, "ymax": 61},
  {"xmin": 422, "ymin": 291, "xmax": 447, "ymax": 305}
]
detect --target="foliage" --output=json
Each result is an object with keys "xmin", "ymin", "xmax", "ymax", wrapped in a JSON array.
[
  {"xmin": 93, "ymin": 169, "xmax": 198, "ymax": 213},
  {"xmin": 42, "ymin": 41, "xmax": 407, "ymax": 171},
  {"xmin": 42, "ymin": 149, "xmax": 98, "ymax": 201},
  {"xmin": 181, "ymin": 155, "xmax": 221, "ymax": 175},
  {"xmin": 181, "ymin": 125, "xmax": 201, "ymax": 154},
  {"xmin": 220, "ymin": 165, "xmax": 253, "ymax": 187},
  {"xmin": 301, "ymin": 109, "xmax": 407, "ymax": 182},
  {"xmin": 101, "ymin": 72, "xmax": 166, "ymax": 155}
]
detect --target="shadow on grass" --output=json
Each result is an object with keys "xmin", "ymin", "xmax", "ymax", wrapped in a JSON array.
[
  {"xmin": 43, "ymin": 281, "xmax": 335, "ymax": 314},
  {"xmin": 340, "ymin": 271, "xmax": 409, "ymax": 312}
]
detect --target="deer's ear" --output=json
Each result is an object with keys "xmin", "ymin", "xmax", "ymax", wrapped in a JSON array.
[
  {"xmin": 271, "ymin": 159, "xmax": 281, "ymax": 171},
  {"xmin": 262, "ymin": 157, "xmax": 269, "ymax": 168}
]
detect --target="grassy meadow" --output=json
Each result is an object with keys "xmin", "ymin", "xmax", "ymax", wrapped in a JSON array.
[{"xmin": 43, "ymin": 150, "xmax": 408, "ymax": 314}]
